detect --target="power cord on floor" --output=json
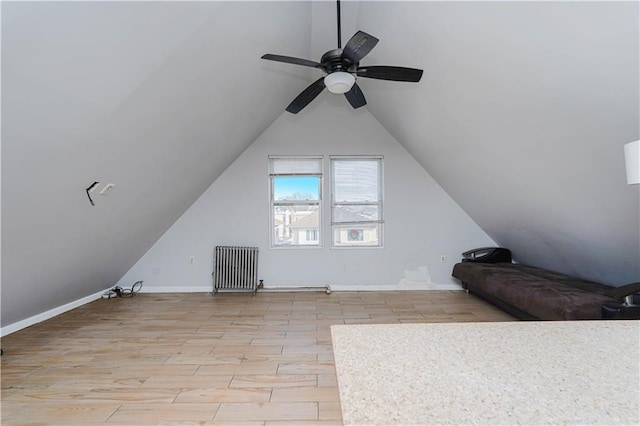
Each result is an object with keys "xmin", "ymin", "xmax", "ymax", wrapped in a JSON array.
[{"xmin": 102, "ymin": 281, "xmax": 143, "ymax": 299}]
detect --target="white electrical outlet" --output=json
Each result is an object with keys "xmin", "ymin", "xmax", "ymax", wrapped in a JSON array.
[
  {"xmin": 99, "ymin": 183, "xmax": 116, "ymax": 195},
  {"xmin": 440, "ymin": 255, "xmax": 446, "ymax": 263}
]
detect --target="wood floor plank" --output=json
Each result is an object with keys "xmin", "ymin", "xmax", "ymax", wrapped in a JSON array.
[
  {"xmin": 196, "ymin": 362, "xmax": 279, "ymax": 376},
  {"xmin": 141, "ymin": 374, "xmax": 233, "ymax": 389},
  {"xmin": 175, "ymin": 386, "xmax": 272, "ymax": 403},
  {"xmin": 277, "ymin": 362, "xmax": 336, "ymax": 375},
  {"xmin": 214, "ymin": 402, "xmax": 318, "ymax": 421},
  {"xmin": 0, "ymin": 290, "xmax": 514, "ymax": 424},
  {"xmin": 107, "ymin": 402, "xmax": 219, "ymax": 423},
  {"xmin": 270, "ymin": 386, "xmax": 339, "ymax": 402},
  {"xmin": 229, "ymin": 374, "xmax": 317, "ymax": 388},
  {"xmin": 1, "ymin": 402, "xmax": 121, "ymax": 423},
  {"xmin": 318, "ymin": 401, "xmax": 342, "ymax": 420},
  {"xmin": 82, "ymin": 387, "xmax": 182, "ymax": 403}
]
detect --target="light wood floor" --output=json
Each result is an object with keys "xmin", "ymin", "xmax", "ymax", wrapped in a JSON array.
[{"xmin": 1, "ymin": 290, "xmax": 514, "ymax": 425}]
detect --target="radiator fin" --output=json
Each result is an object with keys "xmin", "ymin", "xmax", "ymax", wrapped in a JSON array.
[{"xmin": 213, "ymin": 246, "xmax": 259, "ymax": 294}]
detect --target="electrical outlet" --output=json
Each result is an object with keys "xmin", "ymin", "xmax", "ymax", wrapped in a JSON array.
[
  {"xmin": 99, "ymin": 183, "xmax": 116, "ymax": 195},
  {"xmin": 440, "ymin": 255, "xmax": 446, "ymax": 263},
  {"xmin": 189, "ymin": 256, "xmax": 195, "ymax": 265}
]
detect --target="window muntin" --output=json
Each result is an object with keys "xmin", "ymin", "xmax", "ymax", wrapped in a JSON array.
[
  {"xmin": 270, "ymin": 157, "xmax": 322, "ymax": 248},
  {"xmin": 331, "ymin": 157, "xmax": 383, "ymax": 247}
]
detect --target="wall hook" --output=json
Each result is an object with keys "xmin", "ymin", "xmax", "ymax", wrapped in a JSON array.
[{"xmin": 86, "ymin": 181, "xmax": 99, "ymax": 206}]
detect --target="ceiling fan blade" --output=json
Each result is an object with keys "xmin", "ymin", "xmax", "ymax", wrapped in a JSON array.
[
  {"xmin": 261, "ymin": 54, "xmax": 323, "ymax": 69},
  {"xmin": 356, "ymin": 66, "xmax": 423, "ymax": 82},
  {"xmin": 344, "ymin": 83, "xmax": 367, "ymax": 109},
  {"xmin": 286, "ymin": 77, "xmax": 326, "ymax": 114},
  {"xmin": 342, "ymin": 31, "xmax": 379, "ymax": 64}
]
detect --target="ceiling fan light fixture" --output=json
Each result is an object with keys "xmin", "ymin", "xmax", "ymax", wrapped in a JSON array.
[{"xmin": 324, "ymin": 71, "xmax": 355, "ymax": 94}]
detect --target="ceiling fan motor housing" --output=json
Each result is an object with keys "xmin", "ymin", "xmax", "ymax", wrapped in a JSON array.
[{"xmin": 321, "ymin": 49, "xmax": 358, "ymax": 74}]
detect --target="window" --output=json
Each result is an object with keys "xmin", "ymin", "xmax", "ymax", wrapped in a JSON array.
[
  {"xmin": 331, "ymin": 157, "xmax": 383, "ymax": 247},
  {"xmin": 269, "ymin": 157, "xmax": 322, "ymax": 247}
]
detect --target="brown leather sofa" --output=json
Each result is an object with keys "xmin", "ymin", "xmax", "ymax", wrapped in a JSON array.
[{"xmin": 452, "ymin": 262, "xmax": 640, "ymax": 320}]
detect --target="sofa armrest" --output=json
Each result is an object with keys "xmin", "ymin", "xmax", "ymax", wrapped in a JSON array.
[{"xmin": 603, "ymin": 282, "xmax": 640, "ymax": 301}]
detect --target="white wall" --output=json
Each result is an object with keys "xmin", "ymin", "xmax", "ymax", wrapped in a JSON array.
[{"xmin": 117, "ymin": 95, "xmax": 494, "ymax": 291}]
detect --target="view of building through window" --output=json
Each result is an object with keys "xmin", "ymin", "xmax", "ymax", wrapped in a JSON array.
[{"xmin": 270, "ymin": 157, "xmax": 322, "ymax": 247}]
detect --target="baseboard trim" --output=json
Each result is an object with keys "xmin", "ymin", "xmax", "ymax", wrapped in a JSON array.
[
  {"xmin": 141, "ymin": 285, "xmax": 462, "ymax": 293},
  {"xmin": 262, "ymin": 285, "xmax": 331, "ymax": 293},
  {"xmin": 436, "ymin": 284, "xmax": 464, "ymax": 290},
  {"xmin": 140, "ymin": 286, "xmax": 212, "ymax": 293},
  {"xmin": 1, "ymin": 288, "xmax": 110, "ymax": 337}
]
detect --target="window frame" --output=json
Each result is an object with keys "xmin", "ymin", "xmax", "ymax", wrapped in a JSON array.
[
  {"xmin": 269, "ymin": 156, "xmax": 323, "ymax": 249},
  {"xmin": 330, "ymin": 156, "xmax": 384, "ymax": 249}
]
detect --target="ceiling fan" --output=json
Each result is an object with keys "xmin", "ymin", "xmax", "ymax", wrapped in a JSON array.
[{"xmin": 261, "ymin": 0, "xmax": 423, "ymax": 114}]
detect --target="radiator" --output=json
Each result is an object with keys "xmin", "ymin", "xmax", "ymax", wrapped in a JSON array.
[{"xmin": 212, "ymin": 246, "xmax": 259, "ymax": 294}]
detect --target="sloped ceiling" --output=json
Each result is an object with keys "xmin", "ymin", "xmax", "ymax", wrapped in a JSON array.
[
  {"xmin": 1, "ymin": 1, "xmax": 313, "ymax": 325},
  {"xmin": 2, "ymin": 1, "xmax": 638, "ymax": 328},
  {"xmin": 353, "ymin": 1, "xmax": 639, "ymax": 285}
]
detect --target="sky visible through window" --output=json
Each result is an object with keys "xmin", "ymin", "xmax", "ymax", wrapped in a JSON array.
[{"xmin": 273, "ymin": 176, "xmax": 319, "ymax": 201}]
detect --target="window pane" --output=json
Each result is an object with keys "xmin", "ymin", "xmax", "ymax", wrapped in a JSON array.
[
  {"xmin": 270, "ymin": 157, "xmax": 323, "ymax": 249},
  {"xmin": 332, "ymin": 224, "xmax": 380, "ymax": 247},
  {"xmin": 331, "ymin": 157, "xmax": 383, "ymax": 247},
  {"xmin": 273, "ymin": 176, "xmax": 320, "ymax": 201},
  {"xmin": 332, "ymin": 204, "xmax": 380, "ymax": 222},
  {"xmin": 333, "ymin": 160, "xmax": 380, "ymax": 202},
  {"xmin": 271, "ymin": 158, "xmax": 322, "ymax": 174},
  {"xmin": 273, "ymin": 204, "xmax": 320, "ymax": 246}
]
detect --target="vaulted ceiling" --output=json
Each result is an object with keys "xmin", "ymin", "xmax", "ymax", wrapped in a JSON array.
[{"xmin": 2, "ymin": 1, "xmax": 638, "ymax": 328}]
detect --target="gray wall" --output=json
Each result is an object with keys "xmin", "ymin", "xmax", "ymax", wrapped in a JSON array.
[{"xmin": 117, "ymin": 97, "xmax": 494, "ymax": 290}]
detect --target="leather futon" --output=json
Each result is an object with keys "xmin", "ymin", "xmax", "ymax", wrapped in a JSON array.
[{"xmin": 452, "ymin": 262, "xmax": 640, "ymax": 320}]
